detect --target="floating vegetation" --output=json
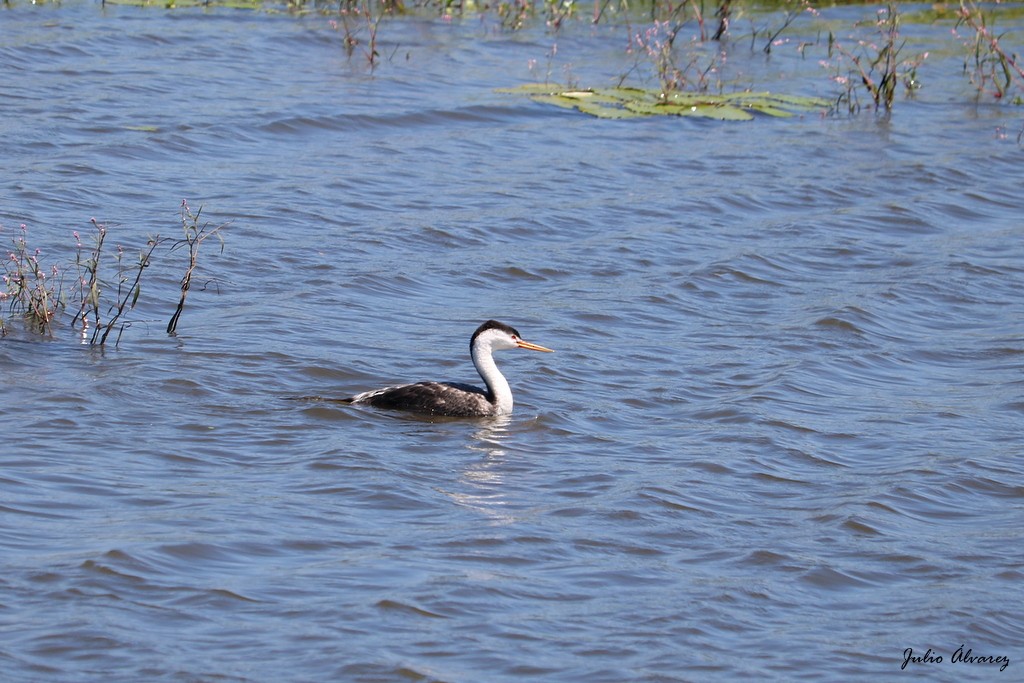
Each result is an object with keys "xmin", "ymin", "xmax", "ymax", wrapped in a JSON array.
[{"xmin": 499, "ymin": 84, "xmax": 830, "ymax": 120}]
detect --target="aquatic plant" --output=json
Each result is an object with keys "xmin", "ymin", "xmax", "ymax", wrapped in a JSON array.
[
  {"xmin": 68, "ymin": 220, "xmax": 106, "ymax": 339},
  {"xmin": 955, "ymin": 0, "xmax": 1024, "ymax": 102},
  {"xmin": 17, "ymin": 0, "xmax": 1024, "ymax": 122},
  {"xmin": 167, "ymin": 200, "xmax": 225, "ymax": 336},
  {"xmin": 68, "ymin": 221, "xmax": 163, "ymax": 346},
  {"xmin": 826, "ymin": 3, "xmax": 926, "ymax": 114},
  {"xmin": 1, "ymin": 223, "xmax": 63, "ymax": 336},
  {"xmin": 497, "ymin": 0, "xmax": 534, "ymax": 31},
  {"xmin": 1, "ymin": 202, "xmax": 224, "ymax": 345},
  {"xmin": 492, "ymin": 0, "xmax": 578, "ymax": 32},
  {"xmin": 329, "ymin": 0, "xmax": 396, "ymax": 67},
  {"xmin": 755, "ymin": 0, "xmax": 817, "ymax": 54},
  {"xmin": 499, "ymin": 83, "xmax": 828, "ymax": 119},
  {"xmin": 623, "ymin": 17, "xmax": 723, "ymax": 96}
]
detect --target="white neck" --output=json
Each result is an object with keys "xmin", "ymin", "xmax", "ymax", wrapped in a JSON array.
[{"xmin": 472, "ymin": 339, "xmax": 513, "ymax": 415}]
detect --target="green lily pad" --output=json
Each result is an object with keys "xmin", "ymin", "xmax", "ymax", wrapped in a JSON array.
[
  {"xmin": 575, "ymin": 100, "xmax": 646, "ymax": 119},
  {"xmin": 500, "ymin": 84, "xmax": 829, "ymax": 121},
  {"xmin": 625, "ymin": 100, "xmax": 756, "ymax": 120}
]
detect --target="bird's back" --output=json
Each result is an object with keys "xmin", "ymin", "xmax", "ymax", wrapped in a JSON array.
[{"xmin": 346, "ymin": 381, "xmax": 495, "ymax": 417}]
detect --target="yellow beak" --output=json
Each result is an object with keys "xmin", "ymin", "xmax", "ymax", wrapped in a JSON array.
[{"xmin": 516, "ymin": 339, "xmax": 554, "ymax": 353}]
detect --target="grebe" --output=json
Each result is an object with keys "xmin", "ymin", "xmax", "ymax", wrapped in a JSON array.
[{"xmin": 343, "ymin": 320, "xmax": 553, "ymax": 417}]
